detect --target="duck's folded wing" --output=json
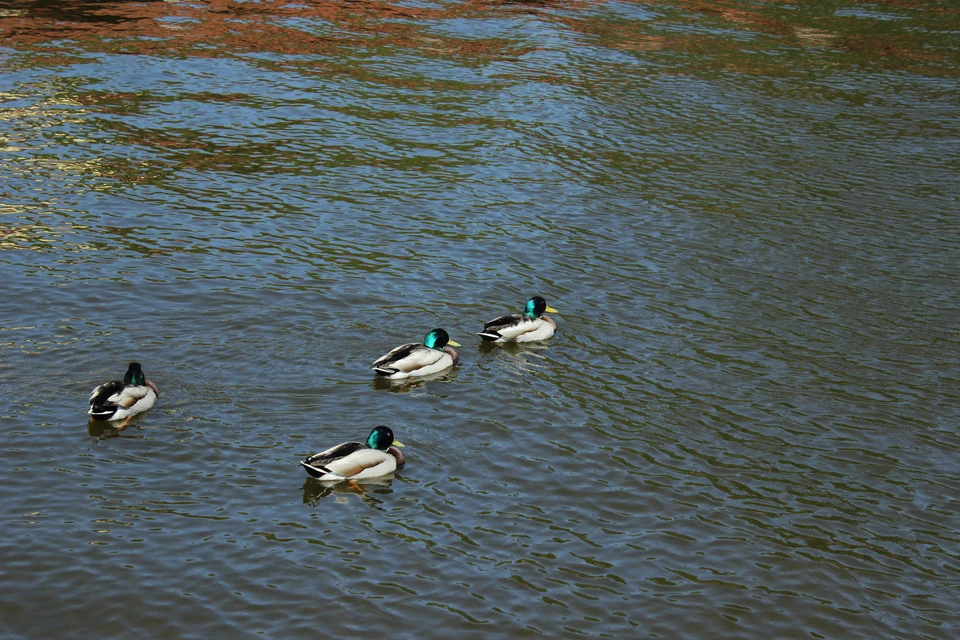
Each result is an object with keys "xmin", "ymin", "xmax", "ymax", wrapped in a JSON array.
[
  {"xmin": 90, "ymin": 380, "xmax": 124, "ymax": 405},
  {"xmin": 372, "ymin": 344, "xmax": 443, "ymax": 373},
  {"xmin": 481, "ymin": 315, "xmax": 536, "ymax": 340},
  {"xmin": 372, "ymin": 342, "xmax": 417, "ymax": 368},
  {"xmin": 303, "ymin": 441, "xmax": 365, "ymax": 467}
]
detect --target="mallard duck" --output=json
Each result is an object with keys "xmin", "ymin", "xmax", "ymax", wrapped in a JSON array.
[
  {"xmin": 301, "ymin": 426, "xmax": 406, "ymax": 482},
  {"xmin": 478, "ymin": 296, "xmax": 558, "ymax": 343},
  {"xmin": 371, "ymin": 328, "xmax": 460, "ymax": 379},
  {"xmin": 88, "ymin": 362, "xmax": 159, "ymax": 425}
]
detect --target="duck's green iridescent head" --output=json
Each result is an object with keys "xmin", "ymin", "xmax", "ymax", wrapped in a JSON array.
[
  {"xmin": 423, "ymin": 328, "xmax": 460, "ymax": 350},
  {"xmin": 367, "ymin": 425, "xmax": 404, "ymax": 451},
  {"xmin": 123, "ymin": 362, "xmax": 146, "ymax": 386},
  {"xmin": 524, "ymin": 296, "xmax": 558, "ymax": 319}
]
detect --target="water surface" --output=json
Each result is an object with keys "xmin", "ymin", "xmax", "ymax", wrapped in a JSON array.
[{"xmin": 1, "ymin": 1, "xmax": 959, "ymax": 638}]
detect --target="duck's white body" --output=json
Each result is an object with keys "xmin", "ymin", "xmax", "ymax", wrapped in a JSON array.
[
  {"xmin": 301, "ymin": 444, "xmax": 404, "ymax": 482},
  {"xmin": 372, "ymin": 329, "xmax": 460, "ymax": 380},
  {"xmin": 301, "ymin": 428, "xmax": 406, "ymax": 482},
  {"xmin": 479, "ymin": 314, "xmax": 557, "ymax": 343},
  {"xmin": 372, "ymin": 343, "xmax": 458, "ymax": 379},
  {"xmin": 88, "ymin": 381, "xmax": 159, "ymax": 421}
]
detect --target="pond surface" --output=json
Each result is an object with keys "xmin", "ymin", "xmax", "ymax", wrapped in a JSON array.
[{"xmin": 1, "ymin": 0, "xmax": 958, "ymax": 637}]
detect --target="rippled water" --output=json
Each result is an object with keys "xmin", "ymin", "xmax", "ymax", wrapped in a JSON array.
[{"xmin": 2, "ymin": 0, "xmax": 959, "ymax": 637}]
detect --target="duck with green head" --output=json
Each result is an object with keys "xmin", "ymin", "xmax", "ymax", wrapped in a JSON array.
[
  {"xmin": 88, "ymin": 362, "xmax": 160, "ymax": 426},
  {"xmin": 371, "ymin": 328, "xmax": 460, "ymax": 379},
  {"xmin": 301, "ymin": 426, "xmax": 406, "ymax": 482},
  {"xmin": 478, "ymin": 296, "xmax": 558, "ymax": 343}
]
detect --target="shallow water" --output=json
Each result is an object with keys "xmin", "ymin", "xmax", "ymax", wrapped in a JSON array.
[{"xmin": 1, "ymin": 0, "xmax": 959, "ymax": 638}]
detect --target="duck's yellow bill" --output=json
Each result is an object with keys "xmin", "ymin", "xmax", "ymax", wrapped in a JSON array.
[
  {"xmin": 447, "ymin": 339, "xmax": 461, "ymax": 347},
  {"xmin": 392, "ymin": 440, "xmax": 405, "ymax": 448},
  {"xmin": 545, "ymin": 306, "xmax": 558, "ymax": 313}
]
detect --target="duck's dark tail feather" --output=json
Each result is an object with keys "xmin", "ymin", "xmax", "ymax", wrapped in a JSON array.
[
  {"xmin": 301, "ymin": 461, "xmax": 331, "ymax": 479},
  {"xmin": 89, "ymin": 380, "xmax": 124, "ymax": 419},
  {"xmin": 89, "ymin": 397, "xmax": 120, "ymax": 420}
]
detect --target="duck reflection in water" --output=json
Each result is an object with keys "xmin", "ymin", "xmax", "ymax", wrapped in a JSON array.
[
  {"xmin": 371, "ymin": 368, "xmax": 455, "ymax": 393},
  {"xmin": 477, "ymin": 339, "xmax": 552, "ymax": 357},
  {"xmin": 477, "ymin": 339, "xmax": 552, "ymax": 377},
  {"xmin": 301, "ymin": 476, "xmax": 397, "ymax": 506},
  {"xmin": 87, "ymin": 414, "xmax": 148, "ymax": 440}
]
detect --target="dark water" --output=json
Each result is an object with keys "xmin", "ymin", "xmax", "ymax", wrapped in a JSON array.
[{"xmin": 2, "ymin": 0, "xmax": 959, "ymax": 637}]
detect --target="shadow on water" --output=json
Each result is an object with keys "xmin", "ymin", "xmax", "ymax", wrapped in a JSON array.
[
  {"xmin": 2, "ymin": 0, "xmax": 153, "ymax": 25},
  {"xmin": 301, "ymin": 476, "xmax": 397, "ymax": 507}
]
